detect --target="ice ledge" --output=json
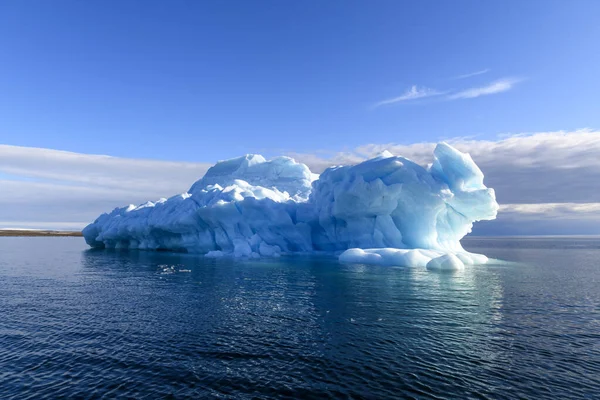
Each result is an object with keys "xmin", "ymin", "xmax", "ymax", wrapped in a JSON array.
[{"xmin": 339, "ymin": 248, "xmax": 488, "ymax": 269}]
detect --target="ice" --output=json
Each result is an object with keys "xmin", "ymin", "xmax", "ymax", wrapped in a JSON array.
[
  {"xmin": 189, "ymin": 154, "xmax": 315, "ymax": 201},
  {"xmin": 426, "ymin": 254, "xmax": 465, "ymax": 271},
  {"xmin": 83, "ymin": 143, "xmax": 498, "ymax": 267},
  {"xmin": 339, "ymin": 248, "xmax": 436, "ymax": 267},
  {"xmin": 338, "ymin": 248, "xmax": 484, "ymax": 268},
  {"xmin": 205, "ymin": 250, "xmax": 225, "ymax": 258}
]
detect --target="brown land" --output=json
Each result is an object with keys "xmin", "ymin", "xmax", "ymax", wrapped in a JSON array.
[{"xmin": 0, "ymin": 230, "xmax": 83, "ymax": 237}]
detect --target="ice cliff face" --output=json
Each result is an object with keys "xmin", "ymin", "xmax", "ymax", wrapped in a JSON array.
[{"xmin": 83, "ymin": 143, "xmax": 498, "ymax": 268}]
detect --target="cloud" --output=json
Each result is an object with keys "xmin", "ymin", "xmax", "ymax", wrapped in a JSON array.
[
  {"xmin": 289, "ymin": 129, "xmax": 600, "ymax": 235},
  {"xmin": 0, "ymin": 145, "xmax": 211, "ymax": 230},
  {"xmin": 472, "ymin": 202, "xmax": 600, "ymax": 236},
  {"xmin": 3, "ymin": 130, "xmax": 600, "ymax": 235},
  {"xmin": 447, "ymin": 77, "xmax": 521, "ymax": 100},
  {"xmin": 0, "ymin": 221, "xmax": 90, "ymax": 230},
  {"xmin": 292, "ymin": 129, "xmax": 600, "ymax": 203},
  {"xmin": 452, "ymin": 69, "xmax": 490, "ymax": 80},
  {"xmin": 499, "ymin": 203, "xmax": 600, "ymax": 218},
  {"xmin": 374, "ymin": 77, "xmax": 521, "ymax": 108},
  {"xmin": 372, "ymin": 85, "xmax": 443, "ymax": 108},
  {"xmin": 0, "ymin": 145, "xmax": 211, "ymax": 194}
]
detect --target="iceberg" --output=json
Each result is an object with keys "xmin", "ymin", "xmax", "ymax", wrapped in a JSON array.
[{"xmin": 83, "ymin": 143, "xmax": 498, "ymax": 268}]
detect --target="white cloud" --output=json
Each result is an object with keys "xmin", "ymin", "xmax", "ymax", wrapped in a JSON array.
[
  {"xmin": 0, "ymin": 221, "xmax": 88, "ymax": 230},
  {"xmin": 447, "ymin": 77, "xmax": 521, "ymax": 100},
  {"xmin": 373, "ymin": 85, "xmax": 443, "ymax": 108},
  {"xmin": 452, "ymin": 69, "xmax": 490, "ymax": 80},
  {"xmin": 473, "ymin": 202, "xmax": 600, "ymax": 236},
  {"xmin": 0, "ymin": 145, "xmax": 211, "ymax": 230},
  {"xmin": 499, "ymin": 203, "xmax": 600, "ymax": 218},
  {"xmin": 373, "ymin": 77, "xmax": 521, "ymax": 108},
  {"xmin": 289, "ymin": 129, "xmax": 600, "ymax": 234},
  {"xmin": 0, "ymin": 145, "xmax": 211, "ymax": 193}
]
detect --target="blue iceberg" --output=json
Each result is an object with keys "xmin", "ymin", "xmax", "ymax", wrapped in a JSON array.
[{"xmin": 83, "ymin": 143, "xmax": 498, "ymax": 269}]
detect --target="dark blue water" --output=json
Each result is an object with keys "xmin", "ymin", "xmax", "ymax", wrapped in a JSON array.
[{"xmin": 1, "ymin": 237, "xmax": 599, "ymax": 399}]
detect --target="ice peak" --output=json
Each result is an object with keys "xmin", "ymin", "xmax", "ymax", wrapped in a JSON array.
[{"xmin": 375, "ymin": 150, "xmax": 394, "ymax": 159}]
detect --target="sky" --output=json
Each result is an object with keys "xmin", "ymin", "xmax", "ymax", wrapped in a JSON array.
[{"xmin": 1, "ymin": 1, "xmax": 600, "ymax": 234}]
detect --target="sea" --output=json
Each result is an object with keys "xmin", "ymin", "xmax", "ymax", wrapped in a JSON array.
[{"xmin": 0, "ymin": 236, "xmax": 599, "ymax": 399}]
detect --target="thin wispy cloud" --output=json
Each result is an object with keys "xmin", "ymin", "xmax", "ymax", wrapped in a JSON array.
[
  {"xmin": 447, "ymin": 77, "xmax": 521, "ymax": 100},
  {"xmin": 372, "ymin": 85, "xmax": 443, "ymax": 108},
  {"xmin": 374, "ymin": 77, "xmax": 522, "ymax": 108},
  {"xmin": 452, "ymin": 68, "xmax": 490, "ymax": 80},
  {"xmin": 499, "ymin": 203, "xmax": 600, "ymax": 216}
]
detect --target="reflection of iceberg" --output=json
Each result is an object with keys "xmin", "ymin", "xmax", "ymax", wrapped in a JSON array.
[{"xmin": 83, "ymin": 143, "xmax": 498, "ymax": 269}]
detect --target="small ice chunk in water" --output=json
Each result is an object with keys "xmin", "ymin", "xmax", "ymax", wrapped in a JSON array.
[{"xmin": 426, "ymin": 254, "xmax": 465, "ymax": 271}]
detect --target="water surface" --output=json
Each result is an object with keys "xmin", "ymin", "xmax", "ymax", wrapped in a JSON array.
[{"xmin": 0, "ymin": 237, "xmax": 599, "ymax": 398}]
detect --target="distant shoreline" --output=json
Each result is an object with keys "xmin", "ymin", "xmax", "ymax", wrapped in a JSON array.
[{"xmin": 0, "ymin": 230, "xmax": 83, "ymax": 237}]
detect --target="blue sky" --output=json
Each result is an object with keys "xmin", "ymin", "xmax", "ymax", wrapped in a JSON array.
[
  {"xmin": 1, "ymin": 1, "xmax": 600, "ymax": 233},
  {"xmin": 1, "ymin": 0, "xmax": 599, "ymax": 162}
]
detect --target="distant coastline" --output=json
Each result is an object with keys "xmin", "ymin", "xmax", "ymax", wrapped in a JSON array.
[{"xmin": 0, "ymin": 230, "xmax": 83, "ymax": 237}]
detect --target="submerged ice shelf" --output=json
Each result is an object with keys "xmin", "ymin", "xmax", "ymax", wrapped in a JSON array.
[{"xmin": 83, "ymin": 143, "xmax": 498, "ymax": 269}]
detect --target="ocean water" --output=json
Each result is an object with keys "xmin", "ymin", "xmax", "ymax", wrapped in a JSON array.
[{"xmin": 0, "ymin": 237, "xmax": 599, "ymax": 399}]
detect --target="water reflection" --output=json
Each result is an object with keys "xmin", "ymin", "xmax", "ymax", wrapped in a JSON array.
[
  {"xmin": 79, "ymin": 249, "xmax": 508, "ymax": 344},
  {"xmin": 0, "ymin": 238, "xmax": 600, "ymax": 399},
  {"xmin": 3, "ymin": 237, "xmax": 600, "ymax": 398},
  {"xmin": 80, "ymin": 248, "xmax": 510, "ymax": 386}
]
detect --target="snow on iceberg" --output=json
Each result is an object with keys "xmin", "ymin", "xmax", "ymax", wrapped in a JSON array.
[{"xmin": 83, "ymin": 143, "xmax": 498, "ymax": 267}]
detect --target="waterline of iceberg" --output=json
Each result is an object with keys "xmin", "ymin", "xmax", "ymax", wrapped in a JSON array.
[{"xmin": 83, "ymin": 142, "xmax": 498, "ymax": 267}]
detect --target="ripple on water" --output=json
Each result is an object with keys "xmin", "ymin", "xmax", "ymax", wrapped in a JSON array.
[{"xmin": 0, "ymin": 237, "xmax": 599, "ymax": 399}]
